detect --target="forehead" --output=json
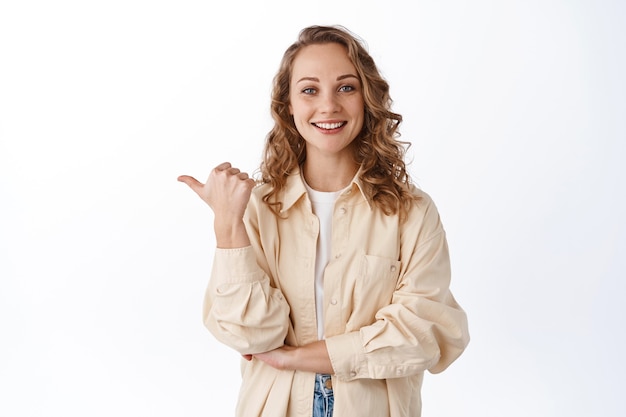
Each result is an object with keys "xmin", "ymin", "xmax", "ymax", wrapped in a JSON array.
[{"xmin": 291, "ymin": 43, "xmax": 357, "ymax": 80}]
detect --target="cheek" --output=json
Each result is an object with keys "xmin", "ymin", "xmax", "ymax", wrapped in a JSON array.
[
  {"xmin": 290, "ymin": 101, "xmax": 310, "ymax": 120},
  {"xmin": 348, "ymin": 96, "xmax": 365, "ymax": 116},
  {"xmin": 353, "ymin": 103, "xmax": 365, "ymax": 125}
]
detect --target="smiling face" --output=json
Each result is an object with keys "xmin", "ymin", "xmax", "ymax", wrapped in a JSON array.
[{"xmin": 288, "ymin": 42, "xmax": 365, "ymax": 162}]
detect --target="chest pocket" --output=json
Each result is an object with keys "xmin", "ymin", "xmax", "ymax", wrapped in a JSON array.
[{"xmin": 354, "ymin": 255, "xmax": 402, "ymax": 314}]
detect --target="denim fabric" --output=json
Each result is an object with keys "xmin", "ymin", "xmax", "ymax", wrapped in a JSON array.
[{"xmin": 313, "ymin": 374, "xmax": 334, "ymax": 417}]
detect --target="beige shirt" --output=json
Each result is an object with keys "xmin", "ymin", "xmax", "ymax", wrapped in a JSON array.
[{"xmin": 203, "ymin": 168, "xmax": 469, "ymax": 417}]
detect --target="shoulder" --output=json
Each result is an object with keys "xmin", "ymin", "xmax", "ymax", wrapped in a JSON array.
[
  {"xmin": 403, "ymin": 184, "xmax": 444, "ymax": 238},
  {"xmin": 251, "ymin": 182, "xmax": 271, "ymax": 199},
  {"xmin": 248, "ymin": 182, "xmax": 271, "ymax": 211},
  {"xmin": 408, "ymin": 184, "xmax": 438, "ymax": 215},
  {"xmin": 248, "ymin": 171, "xmax": 307, "ymax": 214}
]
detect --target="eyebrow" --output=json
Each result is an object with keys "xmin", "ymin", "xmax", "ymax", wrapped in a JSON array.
[{"xmin": 296, "ymin": 74, "xmax": 359, "ymax": 83}]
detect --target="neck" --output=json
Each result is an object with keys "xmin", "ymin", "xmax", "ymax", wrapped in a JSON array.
[{"xmin": 302, "ymin": 159, "xmax": 358, "ymax": 192}]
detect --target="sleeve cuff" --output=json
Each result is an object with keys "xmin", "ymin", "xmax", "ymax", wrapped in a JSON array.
[
  {"xmin": 212, "ymin": 246, "xmax": 265, "ymax": 285},
  {"xmin": 325, "ymin": 331, "xmax": 367, "ymax": 381}
]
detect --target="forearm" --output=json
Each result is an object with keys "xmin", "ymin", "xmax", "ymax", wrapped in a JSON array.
[
  {"xmin": 325, "ymin": 294, "xmax": 469, "ymax": 381},
  {"xmin": 292, "ymin": 340, "xmax": 333, "ymax": 374},
  {"xmin": 254, "ymin": 340, "xmax": 334, "ymax": 374}
]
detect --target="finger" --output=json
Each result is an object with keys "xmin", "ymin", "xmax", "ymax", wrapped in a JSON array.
[
  {"xmin": 177, "ymin": 175, "xmax": 204, "ymax": 195},
  {"xmin": 214, "ymin": 162, "xmax": 232, "ymax": 171},
  {"xmin": 244, "ymin": 178, "xmax": 256, "ymax": 188},
  {"xmin": 236, "ymin": 172, "xmax": 249, "ymax": 180},
  {"xmin": 227, "ymin": 167, "xmax": 241, "ymax": 175}
]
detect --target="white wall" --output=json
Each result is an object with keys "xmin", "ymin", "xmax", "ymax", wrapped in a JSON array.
[{"xmin": 1, "ymin": 1, "xmax": 624, "ymax": 416}]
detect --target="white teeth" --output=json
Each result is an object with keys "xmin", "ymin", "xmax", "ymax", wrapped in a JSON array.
[{"xmin": 314, "ymin": 122, "xmax": 344, "ymax": 130}]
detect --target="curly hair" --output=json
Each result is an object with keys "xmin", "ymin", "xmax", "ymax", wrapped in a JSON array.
[{"xmin": 260, "ymin": 25, "xmax": 419, "ymax": 220}]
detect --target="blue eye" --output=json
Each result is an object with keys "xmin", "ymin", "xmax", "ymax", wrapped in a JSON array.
[
  {"xmin": 302, "ymin": 88, "xmax": 316, "ymax": 94},
  {"xmin": 339, "ymin": 85, "xmax": 355, "ymax": 92}
]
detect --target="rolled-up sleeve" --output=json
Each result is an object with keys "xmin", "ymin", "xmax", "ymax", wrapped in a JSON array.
[
  {"xmin": 203, "ymin": 246, "xmax": 291, "ymax": 354},
  {"xmin": 326, "ymin": 196, "xmax": 469, "ymax": 380}
]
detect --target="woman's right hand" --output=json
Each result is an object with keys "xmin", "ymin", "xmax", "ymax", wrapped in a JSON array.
[{"xmin": 178, "ymin": 162, "xmax": 256, "ymax": 248}]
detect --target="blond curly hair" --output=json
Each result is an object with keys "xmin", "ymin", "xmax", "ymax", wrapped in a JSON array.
[{"xmin": 260, "ymin": 25, "xmax": 419, "ymax": 220}]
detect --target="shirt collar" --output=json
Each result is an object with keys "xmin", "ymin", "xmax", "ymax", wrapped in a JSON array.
[{"xmin": 279, "ymin": 165, "xmax": 373, "ymax": 214}]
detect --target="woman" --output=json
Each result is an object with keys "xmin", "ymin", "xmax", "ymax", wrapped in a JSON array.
[{"xmin": 179, "ymin": 25, "xmax": 469, "ymax": 417}]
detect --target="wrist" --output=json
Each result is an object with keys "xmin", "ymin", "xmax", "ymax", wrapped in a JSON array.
[
  {"xmin": 214, "ymin": 220, "xmax": 250, "ymax": 248},
  {"xmin": 287, "ymin": 346, "xmax": 300, "ymax": 370}
]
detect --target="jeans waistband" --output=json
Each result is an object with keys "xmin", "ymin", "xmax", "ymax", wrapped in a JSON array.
[{"xmin": 315, "ymin": 373, "xmax": 333, "ymax": 396}]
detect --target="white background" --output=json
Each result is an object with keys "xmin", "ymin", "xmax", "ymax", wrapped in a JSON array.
[{"xmin": 1, "ymin": 0, "xmax": 624, "ymax": 416}]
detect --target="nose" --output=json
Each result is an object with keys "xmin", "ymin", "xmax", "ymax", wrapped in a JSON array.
[{"xmin": 319, "ymin": 92, "xmax": 340, "ymax": 114}]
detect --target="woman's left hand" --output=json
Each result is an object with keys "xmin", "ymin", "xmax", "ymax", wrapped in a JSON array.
[{"xmin": 253, "ymin": 345, "xmax": 297, "ymax": 370}]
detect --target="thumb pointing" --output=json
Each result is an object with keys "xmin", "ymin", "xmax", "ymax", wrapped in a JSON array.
[{"xmin": 177, "ymin": 175, "xmax": 203, "ymax": 195}]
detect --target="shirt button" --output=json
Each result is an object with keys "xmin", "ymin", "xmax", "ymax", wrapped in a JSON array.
[
  {"xmin": 390, "ymin": 265, "xmax": 397, "ymax": 272},
  {"xmin": 339, "ymin": 207, "xmax": 347, "ymax": 214},
  {"xmin": 350, "ymin": 371, "xmax": 357, "ymax": 377},
  {"xmin": 335, "ymin": 253, "xmax": 342, "ymax": 259},
  {"xmin": 330, "ymin": 299, "xmax": 337, "ymax": 305}
]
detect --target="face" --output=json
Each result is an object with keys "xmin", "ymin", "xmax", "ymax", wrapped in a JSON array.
[{"xmin": 288, "ymin": 42, "xmax": 364, "ymax": 161}]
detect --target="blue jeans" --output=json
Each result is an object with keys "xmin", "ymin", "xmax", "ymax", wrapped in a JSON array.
[{"xmin": 313, "ymin": 374, "xmax": 334, "ymax": 417}]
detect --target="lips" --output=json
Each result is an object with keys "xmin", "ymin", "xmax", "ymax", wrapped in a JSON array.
[{"xmin": 312, "ymin": 121, "xmax": 347, "ymax": 130}]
